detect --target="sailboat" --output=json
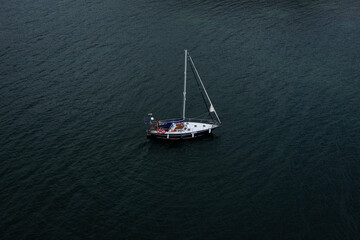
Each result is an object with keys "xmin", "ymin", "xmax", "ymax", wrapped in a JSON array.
[{"xmin": 144, "ymin": 50, "xmax": 221, "ymax": 140}]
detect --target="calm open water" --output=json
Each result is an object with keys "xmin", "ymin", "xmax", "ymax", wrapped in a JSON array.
[{"xmin": 1, "ymin": 0, "xmax": 360, "ymax": 239}]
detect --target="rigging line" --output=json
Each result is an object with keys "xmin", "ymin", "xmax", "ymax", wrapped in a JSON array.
[
  {"xmin": 189, "ymin": 60, "xmax": 214, "ymax": 121},
  {"xmin": 188, "ymin": 53, "xmax": 221, "ymax": 124}
]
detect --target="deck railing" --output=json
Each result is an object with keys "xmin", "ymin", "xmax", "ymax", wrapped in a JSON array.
[
  {"xmin": 185, "ymin": 118, "xmax": 220, "ymax": 125},
  {"xmin": 146, "ymin": 117, "xmax": 220, "ymax": 128}
]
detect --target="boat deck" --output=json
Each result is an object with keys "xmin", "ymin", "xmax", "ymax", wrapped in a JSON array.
[{"xmin": 150, "ymin": 121, "xmax": 217, "ymax": 135}]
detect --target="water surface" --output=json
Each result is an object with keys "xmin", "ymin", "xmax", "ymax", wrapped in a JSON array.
[{"xmin": 1, "ymin": 0, "xmax": 360, "ymax": 239}]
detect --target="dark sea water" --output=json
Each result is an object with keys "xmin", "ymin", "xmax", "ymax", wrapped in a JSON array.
[{"xmin": 1, "ymin": 0, "xmax": 360, "ymax": 239}]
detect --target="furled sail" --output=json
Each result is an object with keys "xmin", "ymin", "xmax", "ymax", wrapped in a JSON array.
[{"xmin": 209, "ymin": 104, "xmax": 215, "ymax": 113}]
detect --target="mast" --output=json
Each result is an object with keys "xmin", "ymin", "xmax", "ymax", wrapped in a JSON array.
[
  {"xmin": 183, "ymin": 49, "xmax": 187, "ymax": 119},
  {"xmin": 188, "ymin": 53, "xmax": 221, "ymax": 124}
]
